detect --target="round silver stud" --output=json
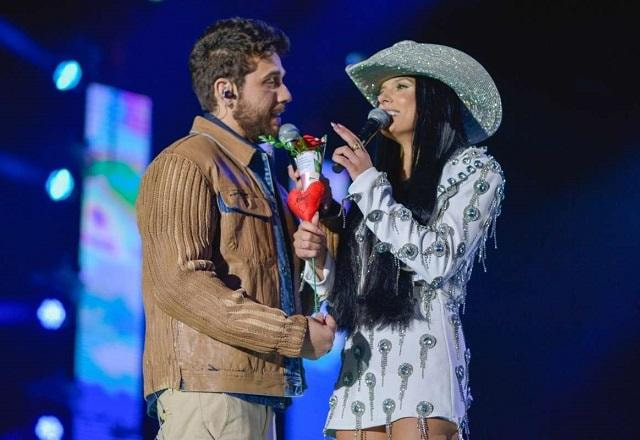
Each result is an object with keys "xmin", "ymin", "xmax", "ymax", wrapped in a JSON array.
[
  {"xmin": 378, "ymin": 339, "xmax": 392, "ymax": 354},
  {"xmin": 382, "ymin": 398, "xmax": 396, "ymax": 414},
  {"xmin": 464, "ymin": 206, "xmax": 480, "ymax": 222},
  {"xmin": 419, "ymin": 334, "xmax": 437, "ymax": 349},
  {"xmin": 365, "ymin": 372, "xmax": 376, "ymax": 387},
  {"xmin": 398, "ymin": 363, "xmax": 414, "ymax": 379},
  {"xmin": 351, "ymin": 400, "xmax": 366, "ymax": 416},
  {"xmin": 416, "ymin": 401, "xmax": 434, "ymax": 417},
  {"xmin": 474, "ymin": 179, "xmax": 490, "ymax": 194},
  {"xmin": 456, "ymin": 242, "xmax": 466, "ymax": 257}
]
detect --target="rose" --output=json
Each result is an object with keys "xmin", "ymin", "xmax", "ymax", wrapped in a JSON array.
[
  {"xmin": 302, "ymin": 134, "xmax": 323, "ymax": 149},
  {"xmin": 259, "ymin": 132, "xmax": 326, "ymax": 158}
]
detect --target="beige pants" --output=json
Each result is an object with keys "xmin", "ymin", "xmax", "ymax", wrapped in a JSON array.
[{"xmin": 155, "ymin": 390, "xmax": 275, "ymax": 440}]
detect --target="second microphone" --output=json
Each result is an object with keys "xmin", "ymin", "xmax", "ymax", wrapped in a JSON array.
[{"xmin": 332, "ymin": 108, "xmax": 392, "ymax": 174}]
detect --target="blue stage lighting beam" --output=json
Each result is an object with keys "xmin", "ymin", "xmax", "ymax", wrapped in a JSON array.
[
  {"xmin": 0, "ymin": 150, "xmax": 45, "ymax": 184},
  {"xmin": 0, "ymin": 18, "xmax": 54, "ymax": 69}
]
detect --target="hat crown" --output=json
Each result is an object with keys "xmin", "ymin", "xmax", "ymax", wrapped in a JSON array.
[{"xmin": 346, "ymin": 41, "xmax": 502, "ymax": 143}]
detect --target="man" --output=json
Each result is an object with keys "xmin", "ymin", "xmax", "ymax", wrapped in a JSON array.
[{"xmin": 135, "ymin": 18, "xmax": 336, "ymax": 439}]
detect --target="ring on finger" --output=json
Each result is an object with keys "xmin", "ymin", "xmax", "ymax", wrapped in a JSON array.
[{"xmin": 350, "ymin": 140, "xmax": 363, "ymax": 151}]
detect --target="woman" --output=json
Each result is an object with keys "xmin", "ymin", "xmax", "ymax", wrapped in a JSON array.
[{"xmin": 294, "ymin": 41, "xmax": 505, "ymax": 440}]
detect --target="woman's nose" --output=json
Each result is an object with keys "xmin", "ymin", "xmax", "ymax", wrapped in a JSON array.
[{"xmin": 377, "ymin": 90, "xmax": 391, "ymax": 106}]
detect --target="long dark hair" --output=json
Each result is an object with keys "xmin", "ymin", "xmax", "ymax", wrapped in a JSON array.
[{"xmin": 329, "ymin": 76, "xmax": 469, "ymax": 334}]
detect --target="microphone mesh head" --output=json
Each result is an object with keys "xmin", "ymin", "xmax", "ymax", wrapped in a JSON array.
[
  {"xmin": 367, "ymin": 108, "xmax": 392, "ymax": 128},
  {"xmin": 278, "ymin": 123, "xmax": 301, "ymax": 143}
]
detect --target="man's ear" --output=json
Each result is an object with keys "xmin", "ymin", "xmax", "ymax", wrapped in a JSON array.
[{"xmin": 214, "ymin": 78, "xmax": 237, "ymax": 101}]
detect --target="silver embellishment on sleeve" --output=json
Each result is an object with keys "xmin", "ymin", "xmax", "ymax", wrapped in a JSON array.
[
  {"xmin": 382, "ymin": 398, "xmax": 396, "ymax": 440},
  {"xmin": 374, "ymin": 172, "xmax": 391, "ymax": 188},
  {"xmin": 375, "ymin": 241, "xmax": 392, "ymax": 253},
  {"xmin": 446, "ymin": 184, "xmax": 459, "ymax": 198},
  {"xmin": 455, "ymin": 366, "xmax": 468, "ymax": 411},
  {"xmin": 430, "ymin": 277, "xmax": 444, "ymax": 289},
  {"xmin": 463, "ymin": 205, "xmax": 480, "ymax": 222},
  {"xmin": 419, "ymin": 334, "xmax": 437, "ymax": 378},
  {"xmin": 450, "ymin": 313, "xmax": 462, "ymax": 355},
  {"xmin": 474, "ymin": 179, "xmax": 490, "ymax": 194},
  {"xmin": 397, "ymin": 243, "xmax": 419, "ymax": 260},
  {"xmin": 422, "ymin": 222, "xmax": 451, "ymax": 268},
  {"xmin": 349, "ymin": 192, "xmax": 362, "ymax": 203},
  {"xmin": 415, "ymin": 281, "xmax": 437, "ymax": 325},
  {"xmin": 433, "ymin": 240, "xmax": 446, "ymax": 257},
  {"xmin": 398, "ymin": 363, "xmax": 414, "ymax": 409},
  {"xmin": 365, "ymin": 372, "xmax": 376, "ymax": 421},
  {"xmin": 390, "ymin": 206, "xmax": 412, "ymax": 233},
  {"xmin": 378, "ymin": 339, "xmax": 392, "ymax": 387},
  {"xmin": 464, "ymin": 348, "xmax": 473, "ymax": 409},
  {"xmin": 456, "ymin": 242, "xmax": 466, "ymax": 258},
  {"xmin": 367, "ymin": 209, "xmax": 384, "ymax": 223},
  {"xmin": 355, "ymin": 217, "xmax": 368, "ymax": 243}
]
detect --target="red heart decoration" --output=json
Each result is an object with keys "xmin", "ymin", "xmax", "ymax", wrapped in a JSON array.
[{"xmin": 287, "ymin": 180, "xmax": 326, "ymax": 221}]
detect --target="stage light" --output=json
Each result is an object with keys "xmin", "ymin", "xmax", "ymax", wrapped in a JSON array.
[
  {"xmin": 345, "ymin": 52, "xmax": 365, "ymax": 65},
  {"xmin": 53, "ymin": 60, "xmax": 82, "ymax": 91},
  {"xmin": 37, "ymin": 299, "xmax": 66, "ymax": 330},
  {"xmin": 35, "ymin": 415, "xmax": 64, "ymax": 440},
  {"xmin": 45, "ymin": 168, "xmax": 74, "ymax": 201}
]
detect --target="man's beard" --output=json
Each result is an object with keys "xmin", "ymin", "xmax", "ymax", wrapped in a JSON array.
[{"xmin": 233, "ymin": 98, "xmax": 279, "ymax": 142}]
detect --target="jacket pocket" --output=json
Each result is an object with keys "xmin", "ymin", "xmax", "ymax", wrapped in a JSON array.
[{"xmin": 217, "ymin": 188, "xmax": 275, "ymax": 263}]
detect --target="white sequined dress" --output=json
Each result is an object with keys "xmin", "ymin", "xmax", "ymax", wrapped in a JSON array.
[{"xmin": 302, "ymin": 147, "xmax": 505, "ymax": 439}]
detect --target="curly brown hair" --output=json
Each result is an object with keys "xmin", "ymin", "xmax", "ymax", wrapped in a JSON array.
[{"xmin": 188, "ymin": 17, "xmax": 290, "ymax": 112}]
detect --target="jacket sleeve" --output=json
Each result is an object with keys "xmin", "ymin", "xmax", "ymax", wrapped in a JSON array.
[
  {"xmin": 136, "ymin": 153, "xmax": 307, "ymax": 357},
  {"xmin": 347, "ymin": 148, "xmax": 505, "ymax": 287}
]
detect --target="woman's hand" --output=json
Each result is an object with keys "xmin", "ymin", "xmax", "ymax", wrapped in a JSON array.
[{"xmin": 331, "ymin": 122, "xmax": 374, "ymax": 181}]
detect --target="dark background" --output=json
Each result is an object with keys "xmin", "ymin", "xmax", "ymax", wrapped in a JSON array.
[{"xmin": 1, "ymin": 0, "xmax": 638, "ymax": 438}]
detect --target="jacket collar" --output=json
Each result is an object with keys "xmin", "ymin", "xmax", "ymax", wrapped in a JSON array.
[{"xmin": 190, "ymin": 115, "xmax": 258, "ymax": 167}]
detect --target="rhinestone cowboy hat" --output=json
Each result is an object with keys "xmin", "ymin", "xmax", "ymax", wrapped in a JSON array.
[{"xmin": 346, "ymin": 40, "xmax": 502, "ymax": 144}]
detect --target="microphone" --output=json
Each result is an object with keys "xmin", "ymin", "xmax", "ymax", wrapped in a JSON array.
[
  {"xmin": 332, "ymin": 108, "xmax": 392, "ymax": 173},
  {"xmin": 278, "ymin": 123, "xmax": 302, "ymax": 144}
]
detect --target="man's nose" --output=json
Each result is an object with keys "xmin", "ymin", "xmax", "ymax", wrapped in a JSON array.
[{"xmin": 279, "ymin": 83, "xmax": 292, "ymax": 104}]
